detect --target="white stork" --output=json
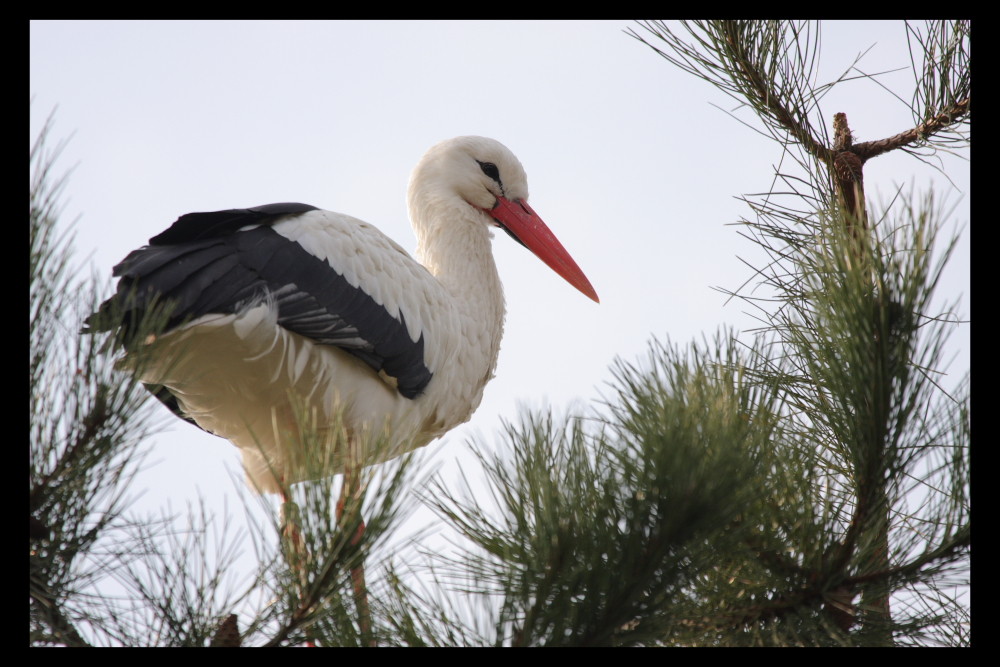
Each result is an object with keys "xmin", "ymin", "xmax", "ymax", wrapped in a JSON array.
[{"xmin": 91, "ymin": 136, "xmax": 599, "ymax": 495}]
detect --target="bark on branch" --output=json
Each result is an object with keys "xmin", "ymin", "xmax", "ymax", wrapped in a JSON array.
[{"xmin": 853, "ymin": 97, "xmax": 970, "ymax": 162}]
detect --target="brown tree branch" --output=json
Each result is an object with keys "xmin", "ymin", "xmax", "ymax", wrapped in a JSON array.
[
  {"xmin": 853, "ymin": 97, "xmax": 969, "ymax": 162},
  {"xmin": 210, "ymin": 614, "xmax": 242, "ymax": 647},
  {"xmin": 832, "ymin": 112, "xmax": 868, "ymax": 233}
]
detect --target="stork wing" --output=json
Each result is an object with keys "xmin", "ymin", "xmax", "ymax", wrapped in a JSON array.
[{"xmin": 92, "ymin": 203, "xmax": 437, "ymax": 399}]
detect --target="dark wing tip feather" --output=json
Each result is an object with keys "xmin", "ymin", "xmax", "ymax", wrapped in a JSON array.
[
  {"xmin": 89, "ymin": 204, "xmax": 319, "ymax": 338},
  {"xmin": 149, "ymin": 203, "xmax": 319, "ymax": 245}
]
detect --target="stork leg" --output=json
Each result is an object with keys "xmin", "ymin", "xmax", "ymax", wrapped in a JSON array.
[{"xmin": 337, "ymin": 465, "xmax": 373, "ymax": 646}]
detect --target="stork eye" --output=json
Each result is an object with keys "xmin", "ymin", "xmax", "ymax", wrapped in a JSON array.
[{"xmin": 477, "ymin": 161, "xmax": 501, "ymax": 183}]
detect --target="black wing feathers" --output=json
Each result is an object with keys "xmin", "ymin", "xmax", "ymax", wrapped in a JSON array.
[
  {"xmin": 149, "ymin": 203, "xmax": 320, "ymax": 245},
  {"xmin": 94, "ymin": 204, "xmax": 432, "ymax": 399}
]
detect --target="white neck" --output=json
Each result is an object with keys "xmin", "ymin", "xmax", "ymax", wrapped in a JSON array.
[
  {"xmin": 411, "ymin": 191, "xmax": 507, "ymax": 386},
  {"xmin": 417, "ymin": 201, "xmax": 505, "ymax": 311}
]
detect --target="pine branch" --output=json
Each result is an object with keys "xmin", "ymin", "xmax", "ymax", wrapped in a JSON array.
[
  {"xmin": 854, "ymin": 97, "xmax": 970, "ymax": 162},
  {"xmin": 629, "ymin": 20, "xmax": 968, "ymax": 646},
  {"xmin": 713, "ymin": 21, "xmax": 833, "ymax": 166}
]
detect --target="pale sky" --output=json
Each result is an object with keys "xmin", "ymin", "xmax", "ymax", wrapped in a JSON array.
[{"xmin": 31, "ymin": 20, "xmax": 969, "ymax": 607}]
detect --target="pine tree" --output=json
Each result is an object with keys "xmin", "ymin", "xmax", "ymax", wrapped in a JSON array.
[
  {"xmin": 30, "ymin": 20, "xmax": 969, "ymax": 647},
  {"xmin": 30, "ymin": 111, "xmax": 163, "ymax": 646}
]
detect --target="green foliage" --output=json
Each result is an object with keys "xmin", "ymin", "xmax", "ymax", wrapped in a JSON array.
[
  {"xmin": 427, "ymin": 336, "xmax": 783, "ymax": 645},
  {"xmin": 623, "ymin": 20, "xmax": 970, "ymax": 646},
  {"xmin": 30, "ymin": 112, "xmax": 161, "ymax": 646}
]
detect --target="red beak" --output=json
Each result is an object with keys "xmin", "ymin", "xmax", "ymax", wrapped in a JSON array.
[{"xmin": 487, "ymin": 196, "xmax": 599, "ymax": 303}]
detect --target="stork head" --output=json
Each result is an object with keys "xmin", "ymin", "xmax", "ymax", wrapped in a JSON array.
[{"xmin": 408, "ymin": 136, "xmax": 599, "ymax": 303}]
